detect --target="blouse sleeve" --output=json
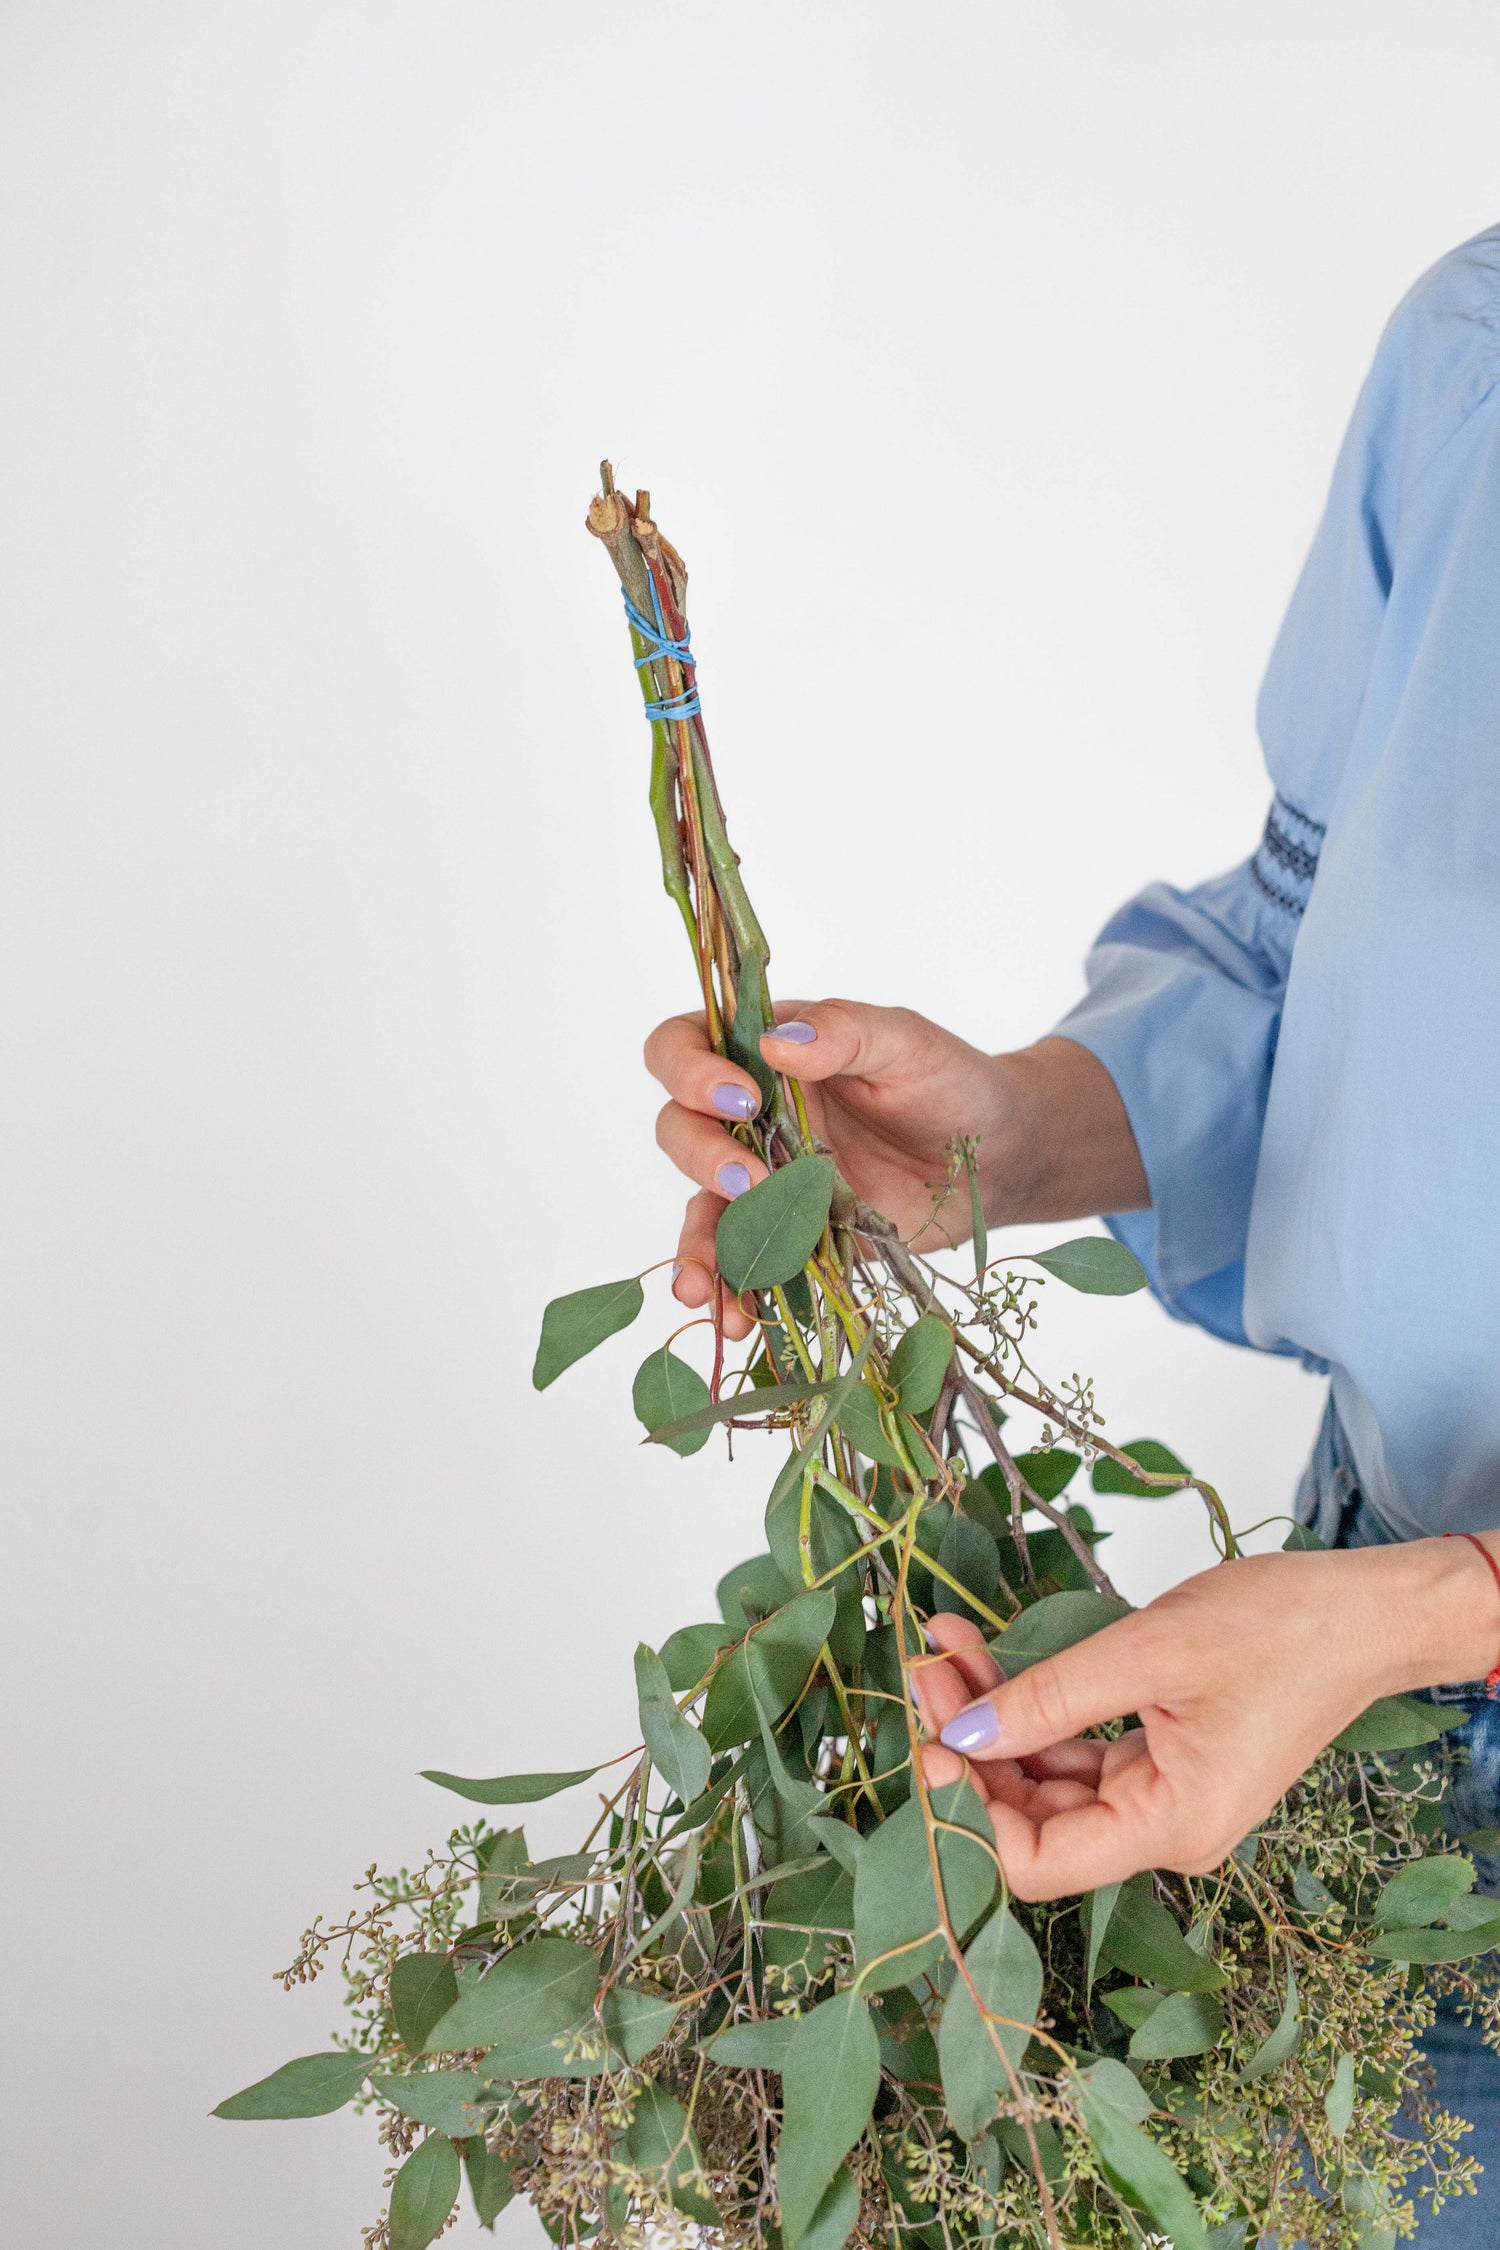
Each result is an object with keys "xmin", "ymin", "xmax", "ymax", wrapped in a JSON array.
[{"xmin": 1051, "ymin": 831, "xmax": 1310, "ymax": 1351}]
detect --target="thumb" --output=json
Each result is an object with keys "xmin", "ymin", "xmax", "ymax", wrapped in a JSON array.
[
  {"xmin": 760, "ymin": 999, "xmax": 963, "ymax": 1089},
  {"xmin": 937, "ymin": 1613, "xmax": 1156, "ymax": 1762}
]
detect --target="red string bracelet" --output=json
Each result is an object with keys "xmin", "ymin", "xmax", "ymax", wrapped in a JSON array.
[{"xmin": 1444, "ymin": 1531, "xmax": 1500, "ymax": 1696}]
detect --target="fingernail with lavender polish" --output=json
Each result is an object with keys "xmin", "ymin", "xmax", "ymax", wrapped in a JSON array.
[
  {"xmin": 712, "ymin": 1083, "xmax": 759, "ymax": 1121},
  {"xmin": 921, "ymin": 1622, "xmax": 940, "ymax": 1651},
  {"xmin": 940, "ymin": 1702, "xmax": 1001, "ymax": 1754},
  {"xmin": 768, "ymin": 1021, "xmax": 817, "ymax": 1045},
  {"xmin": 716, "ymin": 1160, "xmax": 752, "ymax": 1199}
]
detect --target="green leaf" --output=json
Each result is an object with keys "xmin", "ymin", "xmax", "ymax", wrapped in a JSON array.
[
  {"xmin": 1127, "ymin": 1989, "xmax": 1224, "ymax": 2060},
  {"xmin": 1238, "ymin": 1965, "xmax": 1301, "ymax": 2082},
  {"xmin": 1363, "ymin": 1916, "xmax": 1500, "ymax": 1962},
  {"xmin": 389, "ymin": 2134, "xmax": 461, "ymax": 2250},
  {"xmin": 601, "ymin": 1984, "xmax": 682, "ymax": 2064},
  {"xmin": 1099, "ymin": 1877, "xmax": 1227, "ymax": 1993},
  {"xmin": 1293, "ymin": 1860, "xmax": 1336, "ymax": 1915},
  {"xmin": 1012, "ymin": 1448, "xmax": 1081, "ymax": 1503},
  {"xmin": 1077, "ymin": 2060, "xmax": 1210, "ymax": 2250},
  {"xmin": 212, "ymin": 2049, "xmax": 372, "ymax": 2120},
  {"xmin": 937, "ymin": 1904, "xmax": 1043, "ymax": 2139},
  {"xmin": 659, "ymin": 1620, "xmax": 736, "ymax": 1691},
  {"xmin": 805, "ymin": 1817, "xmax": 865, "ymax": 1877},
  {"xmin": 1374, "ymin": 1853, "xmax": 1474, "ymax": 1929},
  {"xmin": 763, "ymin": 1331, "xmax": 876, "ymax": 1580},
  {"xmin": 853, "ymin": 1779, "xmax": 997, "ymax": 1990},
  {"xmin": 762, "ymin": 1858, "xmax": 856, "ymax": 1985},
  {"xmin": 701, "ymin": 1588, "xmax": 835, "ymax": 1752},
  {"xmin": 715, "ymin": 1155, "xmax": 835, "ymax": 1294},
  {"xmin": 1459, "ymin": 1826, "xmax": 1500, "ymax": 1856},
  {"xmin": 778, "ymin": 1989, "xmax": 881, "ymax": 2245},
  {"xmin": 373, "ymin": 2071, "xmax": 496, "ymax": 2138},
  {"xmin": 718, "ymin": 1551, "xmax": 794, "ymax": 1628},
  {"xmin": 420, "ymin": 1765, "xmax": 598, "ymax": 1805},
  {"xmin": 1283, "ymin": 1522, "xmax": 1325, "ymax": 1551},
  {"xmin": 1027, "ymin": 1236, "xmax": 1148, "ymax": 1295},
  {"xmin": 704, "ymin": 2015, "xmax": 802, "ymax": 2070},
  {"xmin": 461, "ymin": 2139, "xmax": 514, "ymax": 2228},
  {"xmin": 833, "ymin": 1380, "xmax": 907, "ymax": 1468},
  {"xmin": 622, "ymin": 2084, "xmax": 719, "ymax": 2225},
  {"xmin": 934, "ymin": 1510, "xmax": 1002, "ymax": 1624},
  {"xmin": 1325, "ymin": 2051, "xmax": 1356, "ymax": 2138},
  {"xmin": 650, "ymin": 1375, "xmax": 840, "ymax": 1445},
  {"xmin": 390, "ymin": 1954, "xmax": 460, "ymax": 2056},
  {"xmin": 798, "ymin": 2163, "xmax": 861, "ymax": 2250},
  {"xmin": 991, "ymin": 1590, "xmax": 1130, "ymax": 1676},
  {"xmin": 725, "ymin": 951, "xmax": 776, "ymax": 1108},
  {"xmin": 424, "ymin": 1932, "xmax": 599, "ymax": 2056},
  {"xmin": 891, "ymin": 1316, "xmax": 954, "ymax": 1415},
  {"xmin": 532, "ymin": 1277, "xmax": 643, "ymax": 1389},
  {"xmin": 966, "ymin": 1149, "xmax": 988, "ymax": 1284},
  {"xmin": 1085, "ymin": 1881, "xmax": 1122, "ymax": 1994},
  {"xmin": 1332, "ymin": 1696, "xmax": 1467, "ymax": 1753},
  {"xmin": 1091, "ymin": 1438, "xmax": 1189, "ymax": 1496},
  {"xmin": 1101, "ymin": 1987, "xmax": 1162, "ymax": 2030},
  {"xmin": 1442, "ymin": 1892, "xmax": 1500, "ymax": 1928},
  {"xmin": 635, "ymin": 1642, "xmax": 712, "ymax": 1806},
  {"xmin": 633, "ymin": 1347, "xmax": 712, "ymax": 1456}
]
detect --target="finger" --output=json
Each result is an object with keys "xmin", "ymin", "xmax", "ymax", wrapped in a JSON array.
[
  {"xmin": 922, "ymin": 1613, "xmax": 1004, "ymax": 1700},
  {"xmin": 1025, "ymin": 1778, "xmax": 1099, "ymax": 1818},
  {"xmin": 671, "ymin": 1191, "xmax": 757, "ymax": 1341},
  {"xmin": 919, "ymin": 1740, "xmax": 1035, "ymax": 1812},
  {"xmin": 655, "ymin": 1102, "xmax": 769, "ymax": 1204},
  {"xmin": 937, "ymin": 1614, "xmax": 1157, "ymax": 1764},
  {"xmin": 984, "ymin": 1773, "xmax": 1169, "ymax": 1899},
  {"xmin": 908, "ymin": 1647, "xmax": 975, "ymax": 1741},
  {"xmin": 760, "ymin": 999, "xmax": 951, "ymax": 1089},
  {"xmin": 1019, "ymin": 1739, "xmax": 1108, "ymax": 1785},
  {"xmin": 643, "ymin": 1012, "xmax": 763, "ymax": 1125}
]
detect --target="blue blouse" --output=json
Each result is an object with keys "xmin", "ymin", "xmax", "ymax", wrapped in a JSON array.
[{"xmin": 1055, "ymin": 225, "xmax": 1500, "ymax": 1544}]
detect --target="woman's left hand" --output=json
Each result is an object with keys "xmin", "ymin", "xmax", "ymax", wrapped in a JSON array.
[{"xmin": 910, "ymin": 1537, "xmax": 1500, "ymax": 1900}]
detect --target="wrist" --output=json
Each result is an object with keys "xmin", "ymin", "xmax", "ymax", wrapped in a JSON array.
[
  {"xmin": 1369, "ymin": 1532, "xmax": 1500, "ymax": 1694},
  {"xmin": 982, "ymin": 1038, "xmax": 1150, "ymax": 1227}
]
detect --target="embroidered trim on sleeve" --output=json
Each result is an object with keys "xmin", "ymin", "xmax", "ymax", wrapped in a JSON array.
[{"xmin": 1251, "ymin": 794, "xmax": 1326, "ymax": 917}]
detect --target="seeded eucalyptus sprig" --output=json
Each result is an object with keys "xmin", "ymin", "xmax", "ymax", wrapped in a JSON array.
[{"xmin": 216, "ymin": 474, "xmax": 1500, "ymax": 2250}]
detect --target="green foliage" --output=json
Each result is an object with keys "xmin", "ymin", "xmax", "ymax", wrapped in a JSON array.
[
  {"xmin": 853, "ymin": 1779, "xmax": 997, "ymax": 1990},
  {"xmin": 633, "ymin": 1346, "xmax": 712, "ymax": 1454},
  {"xmin": 1077, "ymin": 2058, "xmax": 1211, "ymax": 2250},
  {"xmin": 1373, "ymin": 1853, "xmax": 1474, "ymax": 1928},
  {"xmin": 390, "ymin": 1953, "xmax": 459, "ymax": 2054},
  {"xmin": 1091, "ymin": 1437, "xmax": 1189, "ymax": 1494},
  {"xmin": 1028, "ymin": 1236, "xmax": 1148, "ymax": 1294},
  {"xmin": 715, "ymin": 1155, "xmax": 835, "ymax": 1293},
  {"xmin": 1333, "ymin": 1695, "xmax": 1467, "ymax": 1752},
  {"xmin": 532, "ymin": 1278, "xmax": 643, "ymax": 1389},
  {"xmin": 213, "ymin": 2049, "xmax": 371, "ymax": 2120},
  {"xmin": 1126, "ymin": 1988, "xmax": 1225, "ymax": 2059},
  {"xmin": 1011, "ymin": 1446, "xmax": 1081, "ymax": 1502},
  {"xmin": 990, "ymin": 1588, "xmax": 1130, "ymax": 1673},
  {"xmin": 890, "ymin": 1314, "xmax": 954, "ymax": 1413},
  {"xmin": 937, "ymin": 1904, "xmax": 1043, "ymax": 2139},
  {"xmin": 419, "ymin": 1766, "xmax": 598, "ymax": 1805},
  {"xmin": 621, "ymin": 2084, "xmax": 719, "ymax": 2224},
  {"xmin": 634, "ymin": 1642, "xmax": 711, "ymax": 1805},
  {"xmin": 1099, "ymin": 1876, "xmax": 1228, "ymax": 1993},
  {"xmin": 777, "ymin": 1990, "xmax": 880, "ymax": 2244},
  {"xmin": 374, "ymin": 2070, "xmax": 496, "ymax": 2137},
  {"xmin": 1238, "ymin": 1965, "xmax": 1302, "ymax": 2081},
  {"xmin": 388, "ymin": 2133, "xmax": 461, "ymax": 2250},
  {"xmin": 461, "ymin": 2138, "xmax": 514, "ymax": 2228}
]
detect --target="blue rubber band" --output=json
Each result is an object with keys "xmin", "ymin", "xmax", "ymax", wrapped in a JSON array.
[{"xmin": 623, "ymin": 580, "xmax": 702, "ymax": 723}]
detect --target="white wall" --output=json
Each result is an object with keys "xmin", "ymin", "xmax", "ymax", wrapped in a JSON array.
[{"xmin": 4, "ymin": 4, "xmax": 1497, "ymax": 2241}]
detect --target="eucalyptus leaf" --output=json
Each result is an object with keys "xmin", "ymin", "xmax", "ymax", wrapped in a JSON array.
[
  {"xmin": 1077, "ymin": 2059, "xmax": 1210, "ymax": 2250},
  {"xmin": 704, "ymin": 2015, "xmax": 802, "ymax": 2070},
  {"xmin": 934, "ymin": 1509, "xmax": 1003, "ymax": 1625},
  {"xmin": 212, "ymin": 2048, "xmax": 372, "ymax": 2121},
  {"xmin": 1091, "ymin": 1438, "xmax": 1189, "ymax": 1496},
  {"xmin": 1027, "ymin": 1236, "xmax": 1148, "ymax": 1295},
  {"xmin": 633, "ymin": 1347, "xmax": 712, "ymax": 1456},
  {"xmin": 1458, "ymin": 1826, "xmax": 1500, "ymax": 1856},
  {"xmin": 1238, "ymin": 1966, "xmax": 1301, "ymax": 2082},
  {"xmin": 1127, "ymin": 1989, "xmax": 1225, "ymax": 2060},
  {"xmin": 797, "ymin": 2162, "xmax": 861, "ymax": 2250},
  {"xmin": 833, "ymin": 1381, "xmax": 907, "ymax": 1468},
  {"xmin": 650, "ymin": 1375, "xmax": 839, "ymax": 1445},
  {"xmin": 532, "ymin": 1278, "xmax": 644, "ymax": 1389},
  {"xmin": 891, "ymin": 1315, "xmax": 955, "ymax": 1414},
  {"xmin": 391, "ymin": 1953, "xmax": 459, "ymax": 2055},
  {"xmin": 777, "ymin": 1989, "xmax": 881, "ymax": 2245},
  {"xmin": 1332, "ymin": 1696, "xmax": 1466, "ymax": 1754},
  {"xmin": 937, "ymin": 1904, "xmax": 1043, "ymax": 2139},
  {"xmin": 1100, "ymin": 1987, "xmax": 1162, "ymax": 2030},
  {"xmin": 1373, "ymin": 1854, "xmax": 1474, "ymax": 1929},
  {"xmin": 1012, "ymin": 1448, "xmax": 1082, "ymax": 1503},
  {"xmin": 805, "ymin": 1816, "xmax": 865, "ymax": 1877},
  {"xmin": 762, "ymin": 1858, "xmax": 856, "ymax": 1986},
  {"xmin": 725, "ymin": 950, "xmax": 776, "ymax": 1107},
  {"xmin": 622, "ymin": 2085, "xmax": 719, "ymax": 2225},
  {"xmin": 701, "ymin": 1588, "xmax": 834, "ymax": 1751},
  {"xmin": 966, "ymin": 1150, "xmax": 988, "ymax": 1284},
  {"xmin": 991, "ymin": 1590, "xmax": 1130, "ymax": 1676},
  {"xmin": 1362, "ymin": 1916, "xmax": 1500, "ymax": 1962},
  {"xmin": 423, "ymin": 1932, "xmax": 598, "ymax": 2055},
  {"xmin": 601, "ymin": 1984, "xmax": 683, "ymax": 2064},
  {"xmin": 1099, "ymin": 1877, "xmax": 1227, "ymax": 1994},
  {"xmin": 635, "ymin": 1642, "xmax": 711, "ymax": 1806},
  {"xmin": 1325, "ymin": 2052, "xmax": 1357, "ymax": 2138},
  {"xmin": 1084, "ymin": 1881, "xmax": 1122, "ymax": 1994},
  {"xmin": 716, "ymin": 1155, "xmax": 835, "ymax": 1294},
  {"xmin": 462, "ymin": 2139, "xmax": 514, "ymax": 2228},
  {"xmin": 373, "ymin": 2071, "xmax": 497, "ymax": 2139},
  {"xmin": 1283, "ymin": 1523, "xmax": 1326, "ymax": 1551},
  {"xmin": 763, "ymin": 1333, "xmax": 875, "ymax": 1578},
  {"xmin": 1292, "ymin": 1861, "xmax": 1336, "ymax": 1915},
  {"xmin": 718, "ymin": 1551, "xmax": 794, "ymax": 1629},
  {"xmin": 420, "ymin": 1766, "xmax": 599, "ymax": 1805},
  {"xmin": 659, "ymin": 1620, "xmax": 736, "ymax": 1691},
  {"xmin": 389, "ymin": 2134, "xmax": 461, "ymax": 2250},
  {"xmin": 853, "ymin": 1779, "xmax": 997, "ymax": 1990}
]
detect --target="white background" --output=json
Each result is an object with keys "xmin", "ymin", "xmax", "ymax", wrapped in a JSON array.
[{"xmin": 4, "ymin": 4, "xmax": 1498, "ymax": 2242}]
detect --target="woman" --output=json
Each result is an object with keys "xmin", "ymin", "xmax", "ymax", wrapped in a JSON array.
[{"xmin": 645, "ymin": 226, "xmax": 1500, "ymax": 2230}]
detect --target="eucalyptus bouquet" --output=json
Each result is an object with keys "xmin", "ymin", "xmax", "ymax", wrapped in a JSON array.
[{"xmin": 217, "ymin": 475, "xmax": 1500, "ymax": 2250}]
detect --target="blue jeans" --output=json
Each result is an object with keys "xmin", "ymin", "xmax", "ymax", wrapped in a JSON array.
[{"xmin": 1298, "ymin": 1398, "xmax": 1500, "ymax": 2241}]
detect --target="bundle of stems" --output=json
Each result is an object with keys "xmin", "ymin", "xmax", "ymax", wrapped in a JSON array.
[{"xmin": 213, "ymin": 473, "xmax": 1500, "ymax": 2250}]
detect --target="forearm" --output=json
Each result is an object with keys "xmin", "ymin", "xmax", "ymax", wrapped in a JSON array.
[{"xmin": 982, "ymin": 1035, "xmax": 1151, "ymax": 1226}]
